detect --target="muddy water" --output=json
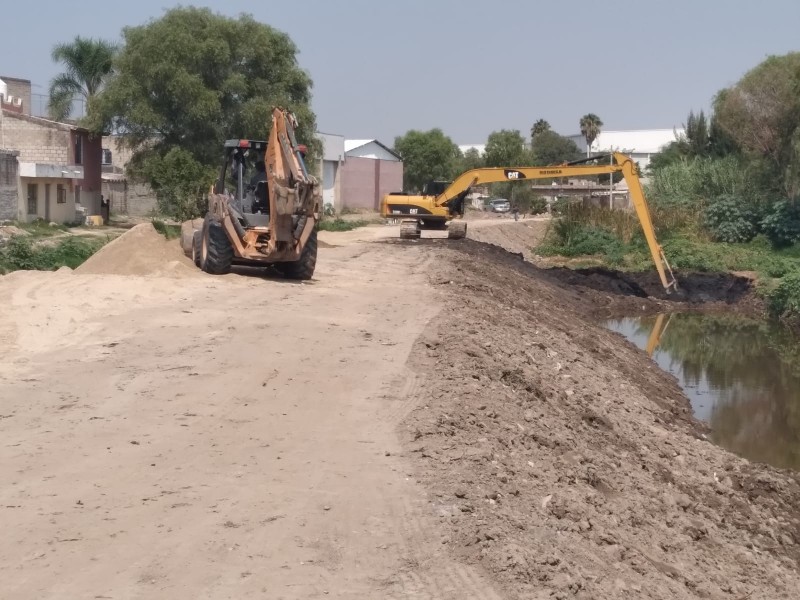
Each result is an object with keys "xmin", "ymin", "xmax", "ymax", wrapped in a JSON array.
[{"xmin": 605, "ymin": 313, "xmax": 800, "ymax": 470}]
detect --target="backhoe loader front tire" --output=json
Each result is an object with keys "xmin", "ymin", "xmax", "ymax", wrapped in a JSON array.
[
  {"xmin": 192, "ymin": 230, "xmax": 202, "ymax": 267},
  {"xmin": 279, "ymin": 229, "xmax": 317, "ymax": 280},
  {"xmin": 200, "ymin": 215, "xmax": 233, "ymax": 275}
]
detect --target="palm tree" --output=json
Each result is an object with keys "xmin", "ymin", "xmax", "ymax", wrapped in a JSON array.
[
  {"xmin": 48, "ymin": 36, "xmax": 116, "ymax": 122},
  {"xmin": 579, "ymin": 113, "xmax": 603, "ymax": 157},
  {"xmin": 530, "ymin": 119, "xmax": 551, "ymax": 140}
]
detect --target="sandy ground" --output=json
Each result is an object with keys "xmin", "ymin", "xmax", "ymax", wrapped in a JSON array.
[
  {"xmin": 0, "ymin": 223, "xmax": 506, "ymax": 599},
  {"xmin": 2, "ymin": 219, "xmax": 799, "ymax": 599}
]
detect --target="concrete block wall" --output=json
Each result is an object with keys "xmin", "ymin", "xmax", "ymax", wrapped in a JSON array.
[
  {"xmin": 1, "ymin": 115, "xmax": 70, "ymax": 164},
  {"xmin": 0, "ymin": 150, "xmax": 19, "ymax": 220}
]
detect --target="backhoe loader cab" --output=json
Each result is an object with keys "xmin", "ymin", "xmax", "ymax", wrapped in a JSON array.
[{"xmin": 189, "ymin": 108, "xmax": 321, "ymax": 279}]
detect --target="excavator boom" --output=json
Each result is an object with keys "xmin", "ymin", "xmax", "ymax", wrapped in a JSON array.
[{"xmin": 382, "ymin": 152, "xmax": 676, "ymax": 291}]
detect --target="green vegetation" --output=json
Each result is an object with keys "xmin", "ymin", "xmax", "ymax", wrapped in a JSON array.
[
  {"xmin": 393, "ymin": 129, "xmax": 462, "ymax": 193},
  {"xmin": 0, "ymin": 236, "xmax": 105, "ymax": 274},
  {"xmin": 151, "ymin": 219, "xmax": 181, "ymax": 240},
  {"xmin": 85, "ymin": 6, "xmax": 316, "ymax": 220},
  {"xmin": 317, "ymin": 219, "xmax": 368, "ymax": 232},
  {"xmin": 48, "ymin": 36, "xmax": 116, "ymax": 121},
  {"xmin": 10, "ymin": 220, "xmax": 69, "ymax": 239},
  {"xmin": 537, "ymin": 52, "xmax": 800, "ymax": 331}
]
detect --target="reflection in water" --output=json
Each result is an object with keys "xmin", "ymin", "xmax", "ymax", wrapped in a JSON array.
[{"xmin": 604, "ymin": 313, "xmax": 800, "ymax": 470}]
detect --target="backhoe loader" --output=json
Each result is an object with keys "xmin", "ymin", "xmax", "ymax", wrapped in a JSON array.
[
  {"xmin": 189, "ymin": 107, "xmax": 321, "ymax": 279},
  {"xmin": 381, "ymin": 152, "xmax": 677, "ymax": 292}
]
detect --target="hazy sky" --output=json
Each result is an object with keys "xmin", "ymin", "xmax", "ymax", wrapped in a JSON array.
[{"xmin": 2, "ymin": 0, "xmax": 799, "ymax": 144}]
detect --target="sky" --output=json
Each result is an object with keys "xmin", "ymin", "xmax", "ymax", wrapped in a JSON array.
[{"xmin": 2, "ymin": 0, "xmax": 799, "ymax": 145}]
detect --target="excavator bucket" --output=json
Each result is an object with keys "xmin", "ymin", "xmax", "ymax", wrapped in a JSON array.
[{"xmin": 447, "ymin": 221, "xmax": 467, "ymax": 240}]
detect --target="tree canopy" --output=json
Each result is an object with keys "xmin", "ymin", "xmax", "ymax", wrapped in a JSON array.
[
  {"xmin": 48, "ymin": 36, "xmax": 116, "ymax": 122},
  {"xmin": 579, "ymin": 113, "xmax": 603, "ymax": 156},
  {"xmin": 530, "ymin": 119, "xmax": 551, "ymax": 141},
  {"xmin": 393, "ymin": 129, "xmax": 461, "ymax": 192},
  {"xmin": 713, "ymin": 53, "xmax": 800, "ymax": 197},
  {"xmin": 530, "ymin": 130, "xmax": 582, "ymax": 166},
  {"xmin": 89, "ymin": 7, "xmax": 316, "ymax": 217},
  {"xmin": 484, "ymin": 129, "xmax": 528, "ymax": 167}
]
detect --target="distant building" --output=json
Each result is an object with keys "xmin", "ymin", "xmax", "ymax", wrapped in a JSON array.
[
  {"xmin": 566, "ymin": 129, "xmax": 684, "ymax": 171},
  {"xmin": 317, "ymin": 132, "xmax": 345, "ymax": 212},
  {"xmin": 339, "ymin": 139, "xmax": 403, "ymax": 211},
  {"xmin": 1, "ymin": 77, "xmax": 102, "ymax": 224}
]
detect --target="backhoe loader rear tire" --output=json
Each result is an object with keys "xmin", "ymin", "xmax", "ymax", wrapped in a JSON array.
[
  {"xmin": 200, "ymin": 214, "xmax": 233, "ymax": 275},
  {"xmin": 279, "ymin": 228, "xmax": 317, "ymax": 280},
  {"xmin": 448, "ymin": 221, "xmax": 467, "ymax": 239}
]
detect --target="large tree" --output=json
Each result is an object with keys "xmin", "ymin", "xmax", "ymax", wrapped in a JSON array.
[
  {"xmin": 393, "ymin": 129, "xmax": 461, "ymax": 192},
  {"xmin": 579, "ymin": 113, "xmax": 603, "ymax": 157},
  {"xmin": 48, "ymin": 36, "xmax": 116, "ymax": 122},
  {"xmin": 90, "ymin": 7, "xmax": 316, "ymax": 217},
  {"xmin": 484, "ymin": 129, "xmax": 528, "ymax": 167},
  {"xmin": 530, "ymin": 119, "xmax": 551, "ymax": 141},
  {"xmin": 714, "ymin": 53, "xmax": 800, "ymax": 197},
  {"xmin": 530, "ymin": 130, "xmax": 582, "ymax": 166}
]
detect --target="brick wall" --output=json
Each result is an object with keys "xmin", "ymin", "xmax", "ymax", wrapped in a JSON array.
[
  {"xmin": 340, "ymin": 157, "xmax": 403, "ymax": 211},
  {"xmin": 102, "ymin": 180, "xmax": 158, "ymax": 216},
  {"xmin": 0, "ymin": 150, "xmax": 19, "ymax": 220}
]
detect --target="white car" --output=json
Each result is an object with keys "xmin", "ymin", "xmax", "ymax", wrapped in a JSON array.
[{"xmin": 488, "ymin": 199, "xmax": 511, "ymax": 213}]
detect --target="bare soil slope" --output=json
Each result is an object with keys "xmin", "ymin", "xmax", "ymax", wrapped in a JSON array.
[{"xmin": 401, "ymin": 238, "xmax": 800, "ymax": 599}]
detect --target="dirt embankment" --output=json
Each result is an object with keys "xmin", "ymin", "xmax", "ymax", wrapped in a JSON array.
[
  {"xmin": 75, "ymin": 223, "xmax": 199, "ymax": 278},
  {"xmin": 400, "ymin": 238, "xmax": 800, "ymax": 599}
]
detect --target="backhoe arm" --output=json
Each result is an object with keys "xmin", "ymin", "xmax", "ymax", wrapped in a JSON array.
[{"xmin": 434, "ymin": 152, "xmax": 676, "ymax": 291}]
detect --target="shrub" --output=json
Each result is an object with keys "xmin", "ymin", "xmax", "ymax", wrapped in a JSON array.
[
  {"xmin": 703, "ymin": 195, "xmax": 758, "ymax": 243},
  {"xmin": 0, "ymin": 236, "xmax": 104, "ymax": 273},
  {"xmin": 761, "ymin": 200, "xmax": 800, "ymax": 248},
  {"xmin": 768, "ymin": 269, "xmax": 800, "ymax": 327},
  {"xmin": 317, "ymin": 218, "xmax": 367, "ymax": 232}
]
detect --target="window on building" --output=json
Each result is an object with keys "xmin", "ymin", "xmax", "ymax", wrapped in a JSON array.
[
  {"xmin": 57, "ymin": 185, "xmax": 67, "ymax": 204},
  {"xmin": 101, "ymin": 148, "xmax": 113, "ymax": 165},
  {"xmin": 75, "ymin": 135, "xmax": 83, "ymax": 165},
  {"xmin": 27, "ymin": 183, "xmax": 38, "ymax": 215}
]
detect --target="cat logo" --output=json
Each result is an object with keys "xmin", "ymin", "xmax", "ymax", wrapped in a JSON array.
[{"xmin": 504, "ymin": 170, "xmax": 526, "ymax": 180}]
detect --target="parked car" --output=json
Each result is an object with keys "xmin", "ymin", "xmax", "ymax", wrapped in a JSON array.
[{"xmin": 487, "ymin": 199, "xmax": 511, "ymax": 213}]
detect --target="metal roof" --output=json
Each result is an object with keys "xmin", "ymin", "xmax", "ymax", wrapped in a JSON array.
[
  {"xmin": 568, "ymin": 129, "xmax": 684, "ymax": 154},
  {"xmin": 344, "ymin": 139, "xmax": 401, "ymax": 160}
]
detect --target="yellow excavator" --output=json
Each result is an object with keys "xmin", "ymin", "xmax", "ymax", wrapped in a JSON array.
[{"xmin": 380, "ymin": 152, "xmax": 677, "ymax": 292}]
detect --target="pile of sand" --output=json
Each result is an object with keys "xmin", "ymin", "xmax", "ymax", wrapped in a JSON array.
[{"xmin": 76, "ymin": 223, "xmax": 200, "ymax": 277}]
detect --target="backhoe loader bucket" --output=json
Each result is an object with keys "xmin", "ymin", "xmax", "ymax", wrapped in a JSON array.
[
  {"xmin": 400, "ymin": 219, "xmax": 421, "ymax": 240},
  {"xmin": 447, "ymin": 221, "xmax": 467, "ymax": 240}
]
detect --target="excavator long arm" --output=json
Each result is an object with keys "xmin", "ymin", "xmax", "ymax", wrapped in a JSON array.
[{"xmin": 435, "ymin": 152, "xmax": 677, "ymax": 292}]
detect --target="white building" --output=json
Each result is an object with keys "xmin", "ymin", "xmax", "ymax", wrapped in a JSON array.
[
  {"xmin": 566, "ymin": 129, "xmax": 684, "ymax": 171},
  {"xmin": 317, "ymin": 132, "xmax": 345, "ymax": 211},
  {"xmin": 458, "ymin": 144, "xmax": 486, "ymax": 156}
]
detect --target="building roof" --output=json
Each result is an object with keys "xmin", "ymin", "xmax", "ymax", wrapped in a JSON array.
[
  {"xmin": 568, "ymin": 129, "xmax": 684, "ymax": 154},
  {"xmin": 1, "ymin": 108, "xmax": 88, "ymax": 133},
  {"xmin": 344, "ymin": 139, "xmax": 401, "ymax": 160}
]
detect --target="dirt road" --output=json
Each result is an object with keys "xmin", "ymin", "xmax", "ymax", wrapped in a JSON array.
[
  {"xmin": 0, "ymin": 226, "xmax": 502, "ymax": 599},
  {"xmin": 3, "ymin": 218, "xmax": 800, "ymax": 599}
]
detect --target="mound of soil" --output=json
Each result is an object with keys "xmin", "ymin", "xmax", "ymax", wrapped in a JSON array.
[
  {"xmin": 76, "ymin": 223, "xmax": 200, "ymax": 277},
  {"xmin": 402, "ymin": 241, "xmax": 800, "ymax": 599}
]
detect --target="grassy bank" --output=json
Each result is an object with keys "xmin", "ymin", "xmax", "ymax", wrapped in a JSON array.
[
  {"xmin": 536, "ymin": 202, "xmax": 800, "ymax": 329},
  {"xmin": 0, "ymin": 235, "xmax": 107, "ymax": 274},
  {"xmin": 317, "ymin": 218, "xmax": 369, "ymax": 232}
]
